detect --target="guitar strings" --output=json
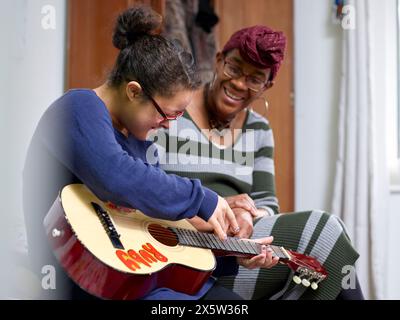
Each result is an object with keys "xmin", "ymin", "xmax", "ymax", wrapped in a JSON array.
[
  {"xmin": 113, "ymin": 224, "xmax": 323, "ymax": 274},
  {"xmin": 146, "ymin": 230, "xmax": 256, "ymax": 244},
  {"xmin": 136, "ymin": 229, "xmax": 270, "ymax": 255},
  {"xmin": 141, "ymin": 230, "xmax": 324, "ymax": 274},
  {"xmin": 145, "ymin": 229, "xmax": 293, "ymax": 256},
  {"xmin": 109, "ymin": 216, "xmax": 316, "ymax": 266},
  {"xmin": 99, "ymin": 209, "xmax": 324, "ymax": 275}
]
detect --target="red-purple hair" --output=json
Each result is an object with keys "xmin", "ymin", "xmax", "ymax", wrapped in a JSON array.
[{"xmin": 222, "ymin": 26, "xmax": 286, "ymax": 80}]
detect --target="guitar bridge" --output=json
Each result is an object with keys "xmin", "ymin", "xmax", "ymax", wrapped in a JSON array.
[{"xmin": 91, "ymin": 202, "xmax": 124, "ymax": 250}]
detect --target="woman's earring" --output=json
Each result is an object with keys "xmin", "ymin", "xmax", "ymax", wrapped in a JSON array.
[
  {"xmin": 254, "ymin": 96, "xmax": 269, "ymax": 117},
  {"xmin": 264, "ymin": 99, "xmax": 269, "ymax": 112},
  {"xmin": 262, "ymin": 98, "xmax": 269, "ymax": 117},
  {"xmin": 209, "ymin": 73, "xmax": 217, "ymax": 90}
]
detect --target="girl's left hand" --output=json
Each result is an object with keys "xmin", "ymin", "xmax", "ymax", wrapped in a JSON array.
[{"xmin": 237, "ymin": 236, "xmax": 280, "ymax": 269}]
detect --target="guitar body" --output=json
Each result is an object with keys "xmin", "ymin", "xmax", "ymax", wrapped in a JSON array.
[{"xmin": 44, "ymin": 184, "xmax": 216, "ymax": 300}]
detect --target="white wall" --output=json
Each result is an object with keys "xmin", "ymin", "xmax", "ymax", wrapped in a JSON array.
[
  {"xmin": 294, "ymin": 0, "xmax": 341, "ymax": 212},
  {"xmin": 388, "ymin": 194, "xmax": 400, "ymax": 299},
  {"xmin": 0, "ymin": 0, "xmax": 66, "ymax": 298},
  {"xmin": 294, "ymin": 0, "xmax": 400, "ymax": 299},
  {"xmin": 378, "ymin": 0, "xmax": 400, "ymax": 300}
]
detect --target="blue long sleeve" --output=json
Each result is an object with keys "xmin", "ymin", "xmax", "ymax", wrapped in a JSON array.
[{"xmin": 37, "ymin": 89, "xmax": 218, "ymax": 222}]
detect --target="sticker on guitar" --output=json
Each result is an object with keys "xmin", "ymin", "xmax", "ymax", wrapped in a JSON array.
[{"xmin": 116, "ymin": 243, "xmax": 168, "ymax": 271}]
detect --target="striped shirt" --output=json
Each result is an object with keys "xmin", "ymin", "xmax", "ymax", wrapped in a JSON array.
[{"xmin": 151, "ymin": 109, "xmax": 279, "ymax": 215}]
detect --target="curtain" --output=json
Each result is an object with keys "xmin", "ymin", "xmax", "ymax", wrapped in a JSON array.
[{"xmin": 331, "ymin": 0, "xmax": 390, "ymax": 299}]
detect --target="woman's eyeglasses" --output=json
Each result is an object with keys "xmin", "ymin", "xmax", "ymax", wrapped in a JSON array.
[{"xmin": 223, "ymin": 60, "xmax": 270, "ymax": 92}]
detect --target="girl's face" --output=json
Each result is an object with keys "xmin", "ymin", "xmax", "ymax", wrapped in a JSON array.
[
  {"xmin": 120, "ymin": 86, "xmax": 192, "ymax": 141},
  {"xmin": 210, "ymin": 49, "xmax": 272, "ymax": 119}
]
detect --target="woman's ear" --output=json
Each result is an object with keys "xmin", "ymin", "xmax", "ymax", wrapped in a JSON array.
[
  {"xmin": 215, "ymin": 52, "xmax": 225, "ymax": 68},
  {"xmin": 126, "ymin": 81, "xmax": 142, "ymax": 101},
  {"xmin": 265, "ymin": 80, "xmax": 275, "ymax": 90}
]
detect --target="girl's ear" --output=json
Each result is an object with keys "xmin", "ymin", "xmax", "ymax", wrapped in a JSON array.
[{"xmin": 126, "ymin": 81, "xmax": 142, "ymax": 101}]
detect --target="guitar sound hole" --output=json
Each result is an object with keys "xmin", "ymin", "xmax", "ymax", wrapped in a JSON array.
[{"xmin": 148, "ymin": 224, "xmax": 179, "ymax": 247}]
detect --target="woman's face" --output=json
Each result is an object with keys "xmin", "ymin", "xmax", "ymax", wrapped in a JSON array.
[
  {"xmin": 210, "ymin": 49, "xmax": 272, "ymax": 118},
  {"xmin": 120, "ymin": 87, "xmax": 193, "ymax": 140}
]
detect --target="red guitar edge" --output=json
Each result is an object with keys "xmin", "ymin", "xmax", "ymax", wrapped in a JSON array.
[{"xmin": 44, "ymin": 197, "xmax": 213, "ymax": 300}]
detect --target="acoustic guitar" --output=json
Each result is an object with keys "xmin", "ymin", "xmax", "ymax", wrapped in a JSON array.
[{"xmin": 44, "ymin": 184, "xmax": 327, "ymax": 299}]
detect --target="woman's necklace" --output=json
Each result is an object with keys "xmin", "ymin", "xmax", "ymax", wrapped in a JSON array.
[{"xmin": 203, "ymin": 82, "xmax": 235, "ymax": 135}]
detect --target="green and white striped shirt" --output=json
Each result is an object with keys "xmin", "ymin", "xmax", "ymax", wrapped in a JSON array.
[{"xmin": 151, "ymin": 109, "xmax": 279, "ymax": 215}]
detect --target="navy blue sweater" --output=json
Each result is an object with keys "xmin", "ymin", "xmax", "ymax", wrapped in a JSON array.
[{"xmin": 23, "ymin": 89, "xmax": 238, "ymax": 300}]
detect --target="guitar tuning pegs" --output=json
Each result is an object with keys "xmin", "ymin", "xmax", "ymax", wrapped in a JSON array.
[
  {"xmin": 292, "ymin": 275, "xmax": 302, "ymax": 284},
  {"xmin": 293, "ymin": 266, "xmax": 326, "ymax": 290},
  {"xmin": 311, "ymin": 282, "xmax": 318, "ymax": 290},
  {"xmin": 301, "ymin": 278, "xmax": 311, "ymax": 287},
  {"xmin": 293, "ymin": 267, "xmax": 307, "ymax": 285}
]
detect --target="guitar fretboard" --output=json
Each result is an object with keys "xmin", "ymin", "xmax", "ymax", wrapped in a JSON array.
[{"xmin": 170, "ymin": 227, "xmax": 290, "ymax": 260}]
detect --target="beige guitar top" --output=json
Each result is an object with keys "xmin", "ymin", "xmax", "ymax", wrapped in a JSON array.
[{"xmin": 61, "ymin": 184, "xmax": 216, "ymax": 275}]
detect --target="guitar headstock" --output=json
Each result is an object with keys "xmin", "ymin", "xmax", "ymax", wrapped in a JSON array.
[{"xmin": 284, "ymin": 250, "xmax": 328, "ymax": 290}]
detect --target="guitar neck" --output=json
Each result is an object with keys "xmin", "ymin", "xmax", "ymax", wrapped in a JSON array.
[{"xmin": 170, "ymin": 227, "xmax": 291, "ymax": 260}]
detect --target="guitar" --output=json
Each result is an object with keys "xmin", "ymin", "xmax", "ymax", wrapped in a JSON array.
[{"xmin": 44, "ymin": 184, "xmax": 327, "ymax": 300}]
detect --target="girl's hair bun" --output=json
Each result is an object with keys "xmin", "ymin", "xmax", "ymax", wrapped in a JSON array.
[{"xmin": 112, "ymin": 5, "xmax": 162, "ymax": 50}]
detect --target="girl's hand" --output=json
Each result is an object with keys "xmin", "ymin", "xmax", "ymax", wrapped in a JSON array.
[
  {"xmin": 206, "ymin": 196, "xmax": 240, "ymax": 240},
  {"xmin": 237, "ymin": 236, "xmax": 279, "ymax": 269}
]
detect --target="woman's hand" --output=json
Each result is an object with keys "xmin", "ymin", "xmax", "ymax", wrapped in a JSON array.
[
  {"xmin": 237, "ymin": 236, "xmax": 279, "ymax": 270},
  {"xmin": 225, "ymin": 194, "xmax": 258, "ymax": 217},
  {"xmin": 188, "ymin": 204, "xmax": 254, "ymax": 238},
  {"xmin": 230, "ymin": 208, "xmax": 254, "ymax": 239}
]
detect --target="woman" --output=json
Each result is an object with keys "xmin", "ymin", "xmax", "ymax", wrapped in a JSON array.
[
  {"xmin": 153, "ymin": 26, "xmax": 364, "ymax": 299},
  {"xmin": 22, "ymin": 7, "xmax": 278, "ymax": 300}
]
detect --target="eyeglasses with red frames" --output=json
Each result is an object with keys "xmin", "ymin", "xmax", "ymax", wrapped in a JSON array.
[{"xmin": 144, "ymin": 91, "xmax": 184, "ymax": 121}]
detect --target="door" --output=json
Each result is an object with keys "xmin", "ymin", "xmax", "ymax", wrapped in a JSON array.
[{"xmin": 67, "ymin": 0, "xmax": 165, "ymax": 89}]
